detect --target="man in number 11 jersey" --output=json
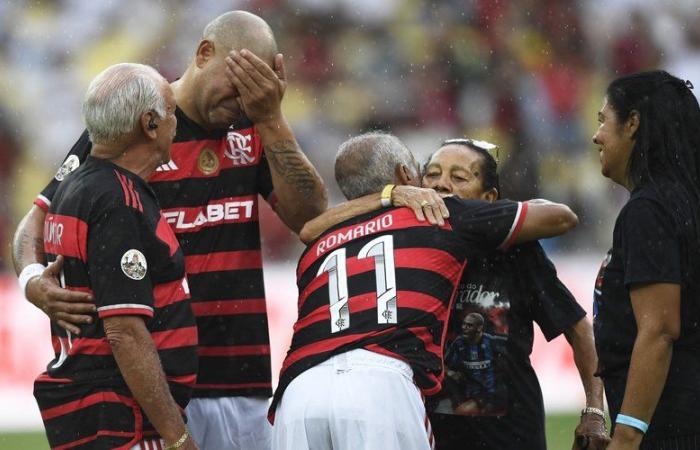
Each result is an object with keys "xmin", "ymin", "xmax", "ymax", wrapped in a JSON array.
[{"xmin": 269, "ymin": 132, "xmax": 579, "ymax": 450}]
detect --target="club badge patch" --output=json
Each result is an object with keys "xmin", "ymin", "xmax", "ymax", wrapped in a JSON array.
[
  {"xmin": 121, "ymin": 249, "xmax": 147, "ymax": 280},
  {"xmin": 54, "ymin": 155, "xmax": 80, "ymax": 181},
  {"xmin": 198, "ymin": 148, "xmax": 219, "ymax": 175}
]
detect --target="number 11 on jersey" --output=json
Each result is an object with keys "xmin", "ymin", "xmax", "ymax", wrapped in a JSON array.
[
  {"xmin": 318, "ymin": 248, "xmax": 350, "ymax": 333},
  {"xmin": 318, "ymin": 235, "xmax": 398, "ymax": 333}
]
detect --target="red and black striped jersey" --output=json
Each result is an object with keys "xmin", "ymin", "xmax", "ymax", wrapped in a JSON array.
[
  {"xmin": 36, "ymin": 108, "xmax": 275, "ymax": 398},
  {"xmin": 269, "ymin": 197, "xmax": 527, "ymax": 421},
  {"xmin": 35, "ymin": 156, "xmax": 198, "ymax": 450}
]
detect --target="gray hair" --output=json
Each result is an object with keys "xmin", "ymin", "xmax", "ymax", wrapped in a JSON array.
[
  {"xmin": 83, "ymin": 63, "xmax": 166, "ymax": 145},
  {"xmin": 335, "ymin": 131, "xmax": 418, "ymax": 200}
]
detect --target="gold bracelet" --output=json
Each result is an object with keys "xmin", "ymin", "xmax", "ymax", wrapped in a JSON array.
[
  {"xmin": 380, "ymin": 184, "xmax": 395, "ymax": 207},
  {"xmin": 165, "ymin": 430, "xmax": 189, "ymax": 450}
]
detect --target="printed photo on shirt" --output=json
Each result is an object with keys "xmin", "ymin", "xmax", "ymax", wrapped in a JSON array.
[{"xmin": 434, "ymin": 281, "xmax": 509, "ymax": 416}]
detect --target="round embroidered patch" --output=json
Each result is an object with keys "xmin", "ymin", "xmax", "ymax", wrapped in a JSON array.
[
  {"xmin": 120, "ymin": 249, "xmax": 147, "ymax": 280},
  {"xmin": 55, "ymin": 155, "xmax": 80, "ymax": 181}
]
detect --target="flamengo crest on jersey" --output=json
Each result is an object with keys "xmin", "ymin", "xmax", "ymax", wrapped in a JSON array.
[
  {"xmin": 225, "ymin": 130, "xmax": 256, "ymax": 166},
  {"xmin": 54, "ymin": 155, "xmax": 80, "ymax": 181},
  {"xmin": 121, "ymin": 249, "xmax": 147, "ymax": 280}
]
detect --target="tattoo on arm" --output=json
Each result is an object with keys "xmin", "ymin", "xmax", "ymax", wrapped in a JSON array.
[
  {"xmin": 32, "ymin": 237, "xmax": 44, "ymax": 261},
  {"xmin": 265, "ymin": 139, "xmax": 319, "ymax": 197},
  {"xmin": 12, "ymin": 229, "xmax": 45, "ymax": 273},
  {"xmin": 11, "ymin": 233, "xmax": 24, "ymax": 274}
]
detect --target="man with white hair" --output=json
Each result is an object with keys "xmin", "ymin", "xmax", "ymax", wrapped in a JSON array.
[
  {"xmin": 34, "ymin": 63, "xmax": 199, "ymax": 450},
  {"xmin": 14, "ymin": 11, "xmax": 328, "ymax": 450}
]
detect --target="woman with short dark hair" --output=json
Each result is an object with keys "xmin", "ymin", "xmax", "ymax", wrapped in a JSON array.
[{"xmin": 592, "ymin": 70, "xmax": 700, "ymax": 449}]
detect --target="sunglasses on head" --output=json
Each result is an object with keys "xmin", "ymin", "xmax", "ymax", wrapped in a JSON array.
[{"xmin": 442, "ymin": 138, "xmax": 499, "ymax": 163}]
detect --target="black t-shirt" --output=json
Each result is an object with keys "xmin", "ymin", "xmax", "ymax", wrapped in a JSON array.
[
  {"xmin": 593, "ymin": 185, "xmax": 700, "ymax": 443},
  {"xmin": 428, "ymin": 241, "xmax": 586, "ymax": 450}
]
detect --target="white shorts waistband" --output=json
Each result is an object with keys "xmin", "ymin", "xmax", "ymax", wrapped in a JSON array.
[{"xmin": 318, "ymin": 349, "xmax": 413, "ymax": 379}]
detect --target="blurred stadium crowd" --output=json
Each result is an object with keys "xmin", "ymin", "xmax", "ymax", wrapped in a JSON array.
[{"xmin": 1, "ymin": 0, "xmax": 700, "ymax": 268}]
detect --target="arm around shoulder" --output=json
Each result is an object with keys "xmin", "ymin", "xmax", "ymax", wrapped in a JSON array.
[
  {"xmin": 298, "ymin": 186, "xmax": 450, "ymax": 244},
  {"xmin": 12, "ymin": 205, "xmax": 95, "ymax": 334},
  {"xmin": 515, "ymin": 199, "xmax": 578, "ymax": 243},
  {"xmin": 12, "ymin": 204, "xmax": 47, "ymax": 275}
]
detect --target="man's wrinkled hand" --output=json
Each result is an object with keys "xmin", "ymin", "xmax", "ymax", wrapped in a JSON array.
[
  {"xmin": 225, "ymin": 49, "xmax": 286, "ymax": 125},
  {"xmin": 572, "ymin": 413, "xmax": 610, "ymax": 450},
  {"xmin": 391, "ymin": 186, "xmax": 450, "ymax": 226},
  {"xmin": 25, "ymin": 255, "xmax": 95, "ymax": 334}
]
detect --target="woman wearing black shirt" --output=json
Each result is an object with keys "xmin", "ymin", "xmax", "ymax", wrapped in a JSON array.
[{"xmin": 593, "ymin": 70, "xmax": 700, "ymax": 449}]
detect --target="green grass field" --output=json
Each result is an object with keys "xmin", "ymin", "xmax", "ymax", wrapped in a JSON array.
[{"xmin": 0, "ymin": 413, "xmax": 589, "ymax": 450}]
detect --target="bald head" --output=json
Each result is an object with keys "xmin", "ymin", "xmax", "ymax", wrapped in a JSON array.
[
  {"xmin": 83, "ymin": 63, "xmax": 167, "ymax": 145},
  {"xmin": 335, "ymin": 132, "xmax": 419, "ymax": 200},
  {"xmin": 202, "ymin": 11, "xmax": 278, "ymax": 64}
]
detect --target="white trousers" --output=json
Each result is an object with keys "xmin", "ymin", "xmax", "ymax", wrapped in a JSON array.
[
  {"xmin": 272, "ymin": 349, "xmax": 434, "ymax": 450},
  {"xmin": 186, "ymin": 396, "xmax": 272, "ymax": 450}
]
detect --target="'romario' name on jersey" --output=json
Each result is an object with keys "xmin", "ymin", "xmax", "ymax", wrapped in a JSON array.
[
  {"xmin": 316, "ymin": 214, "xmax": 393, "ymax": 256},
  {"xmin": 163, "ymin": 199, "xmax": 255, "ymax": 231}
]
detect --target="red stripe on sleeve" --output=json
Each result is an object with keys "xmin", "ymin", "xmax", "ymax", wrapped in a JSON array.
[
  {"xmin": 98, "ymin": 307, "xmax": 154, "ymax": 319},
  {"xmin": 499, "ymin": 201, "xmax": 529, "ymax": 251},
  {"xmin": 34, "ymin": 196, "xmax": 50, "ymax": 212}
]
